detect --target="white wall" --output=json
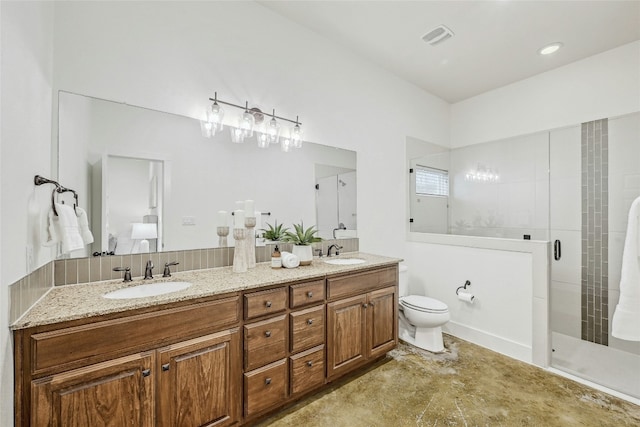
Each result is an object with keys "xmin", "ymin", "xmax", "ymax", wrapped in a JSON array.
[
  {"xmin": 451, "ymin": 41, "xmax": 640, "ymax": 148},
  {"xmin": 405, "ymin": 240, "xmax": 535, "ymax": 362},
  {"xmin": 0, "ymin": 1, "xmax": 55, "ymax": 424},
  {"xmin": 51, "ymin": 1, "xmax": 450, "ymax": 259}
]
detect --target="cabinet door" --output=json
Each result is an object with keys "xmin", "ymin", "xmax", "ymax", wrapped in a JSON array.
[
  {"xmin": 326, "ymin": 294, "xmax": 367, "ymax": 380},
  {"xmin": 31, "ymin": 352, "xmax": 154, "ymax": 427},
  {"xmin": 367, "ymin": 286, "xmax": 398, "ymax": 359},
  {"xmin": 157, "ymin": 329, "xmax": 241, "ymax": 427}
]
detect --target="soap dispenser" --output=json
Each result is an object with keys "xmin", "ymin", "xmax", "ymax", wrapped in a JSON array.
[{"xmin": 271, "ymin": 245, "xmax": 282, "ymax": 269}]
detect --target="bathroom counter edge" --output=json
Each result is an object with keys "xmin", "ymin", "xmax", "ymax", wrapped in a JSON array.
[{"xmin": 11, "ymin": 252, "xmax": 402, "ymax": 330}]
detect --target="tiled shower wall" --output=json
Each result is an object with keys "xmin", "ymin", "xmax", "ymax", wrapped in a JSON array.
[
  {"xmin": 581, "ymin": 119, "xmax": 609, "ymax": 345},
  {"xmin": 9, "ymin": 238, "xmax": 359, "ymax": 323}
]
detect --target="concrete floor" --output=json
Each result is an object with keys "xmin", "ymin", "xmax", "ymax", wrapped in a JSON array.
[{"xmin": 259, "ymin": 335, "xmax": 640, "ymax": 426}]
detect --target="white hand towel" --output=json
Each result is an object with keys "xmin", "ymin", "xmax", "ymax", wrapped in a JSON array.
[
  {"xmin": 54, "ymin": 203, "xmax": 84, "ymax": 254},
  {"xmin": 612, "ymin": 196, "xmax": 640, "ymax": 341},
  {"xmin": 280, "ymin": 251, "xmax": 300, "ymax": 268},
  {"xmin": 41, "ymin": 209, "xmax": 60, "ymax": 247},
  {"xmin": 75, "ymin": 207, "xmax": 94, "ymax": 245}
]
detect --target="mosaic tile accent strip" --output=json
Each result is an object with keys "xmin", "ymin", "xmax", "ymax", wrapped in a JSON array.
[{"xmin": 581, "ymin": 119, "xmax": 609, "ymax": 346}]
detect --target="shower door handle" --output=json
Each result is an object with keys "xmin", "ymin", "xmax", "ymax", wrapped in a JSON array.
[{"xmin": 554, "ymin": 240, "xmax": 561, "ymax": 261}]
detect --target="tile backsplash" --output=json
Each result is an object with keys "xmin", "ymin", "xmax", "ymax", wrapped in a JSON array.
[
  {"xmin": 9, "ymin": 238, "xmax": 359, "ymax": 324},
  {"xmin": 9, "ymin": 262, "xmax": 53, "ymax": 323}
]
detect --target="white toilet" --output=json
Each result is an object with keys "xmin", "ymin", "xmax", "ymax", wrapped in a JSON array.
[{"xmin": 398, "ymin": 264, "xmax": 450, "ymax": 353}]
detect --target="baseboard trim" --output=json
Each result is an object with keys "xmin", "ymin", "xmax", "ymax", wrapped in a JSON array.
[{"xmin": 443, "ymin": 321, "xmax": 532, "ymax": 364}]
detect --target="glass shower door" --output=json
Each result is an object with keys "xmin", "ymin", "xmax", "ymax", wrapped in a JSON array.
[{"xmin": 549, "ymin": 113, "xmax": 640, "ymax": 399}]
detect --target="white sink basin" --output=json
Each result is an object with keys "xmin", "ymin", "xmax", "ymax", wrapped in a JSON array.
[
  {"xmin": 324, "ymin": 258, "xmax": 366, "ymax": 265},
  {"xmin": 103, "ymin": 281, "xmax": 192, "ymax": 300}
]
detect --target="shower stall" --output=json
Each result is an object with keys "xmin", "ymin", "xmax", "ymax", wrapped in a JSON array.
[
  {"xmin": 408, "ymin": 112, "xmax": 640, "ymax": 400},
  {"xmin": 549, "ymin": 113, "xmax": 640, "ymax": 400}
]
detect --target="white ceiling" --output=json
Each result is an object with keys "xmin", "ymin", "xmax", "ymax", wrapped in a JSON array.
[{"xmin": 259, "ymin": 1, "xmax": 640, "ymax": 103}]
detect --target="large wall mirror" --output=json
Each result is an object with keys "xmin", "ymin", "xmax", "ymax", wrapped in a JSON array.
[{"xmin": 58, "ymin": 91, "xmax": 357, "ymax": 259}]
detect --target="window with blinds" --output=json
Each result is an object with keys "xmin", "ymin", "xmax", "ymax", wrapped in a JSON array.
[{"xmin": 415, "ymin": 165, "xmax": 449, "ymax": 197}]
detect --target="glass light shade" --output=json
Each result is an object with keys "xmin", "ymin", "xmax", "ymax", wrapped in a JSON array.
[
  {"xmin": 239, "ymin": 110, "xmax": 255, "ymax": 138},
  {"xmin": 200, "ymin": 120, "xmax": 214, "ymax": 138},
  {"xmin": 280, "ymin": 137, "xmax": 292, "ymax": 152},
  {"xmin": 291, "ymin": 124, "xmax": 303, "ymax": 148},
  {"xmin": 266, "ymin": 117, "xmax": 280, "ymax": 143},
  {"xmin": 230, "ymin": 126, "xmax": 245, "ymax": 143},
  {"xmin": 256, "ymin": 132, "xmax": 270, "ymax": 148},
  {"xmin": 210, "ymin": 102, "xmax": 224, "ymax": 131}
]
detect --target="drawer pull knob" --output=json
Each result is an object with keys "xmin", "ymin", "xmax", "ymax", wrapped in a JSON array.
[
  {"xmin": 142, "ymin": 369, "xmax": 151, "ymax": 377},
  {"xmin": 265, "ymin": 378, "xmax": 272, "ymax": 385},
  {"xmin": 161, "ymin": 364, "xmax": 170, "ymax": 372},
  {"xmin": 265, "ymin": 331, "xmax": 272, "ymax": 338},
  {"xmin": 306, "ymin": 361, "xmax": 313, "ymax": 367},
  {"xmin": 307, "ymin": 291, "xmax": 313, "ymax": 298},
  {"xmin": 265, "ymin": 301, "xmax": 272, "ymax": 308},
  {"xmin": 369, "ymin": 301, "xmax": 375, "ymax": 307},
  {"xmin": 362, "ymin": 303, "xmax": 368, "ymax": 308},
  {"xmin": 307, "ymin": 319, "xmax": 313, "ymax": 325}
]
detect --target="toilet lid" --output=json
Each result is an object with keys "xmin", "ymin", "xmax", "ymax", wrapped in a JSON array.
[{"xmin": 401, "ymin": 295, "xmax": 448, "ymax": 313}]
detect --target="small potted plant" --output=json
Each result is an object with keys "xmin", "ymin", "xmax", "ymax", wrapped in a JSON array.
[
  {"xmin": 260, "ymin": 221, "xmax": 289, "ymax": 242},
  {"xmin": 282, "ymin": 222, "xmax": 322, "ymax": 265}
]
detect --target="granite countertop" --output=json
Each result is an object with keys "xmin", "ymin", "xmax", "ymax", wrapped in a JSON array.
[{"xmin": 12, "ymin": 252, "xmax": 401, "ymax": 330}]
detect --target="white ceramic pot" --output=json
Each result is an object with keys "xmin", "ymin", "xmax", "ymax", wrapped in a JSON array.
[{"xmin": 292, "ymin": 245, "xmax": 313, "ymax": 266}]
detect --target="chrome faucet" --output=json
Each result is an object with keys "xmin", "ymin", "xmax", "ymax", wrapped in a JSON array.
[
  {"xmin": 327, "ymin": 244, "xmax": 343, "ymax": 257},
  {"xmin": 163, "ymin": 261, "xmax": 179, "ymax": 277},
  {"xmin": 144, "ymin": 260, "xmax": 154, "ymax": 279},
  {"xmin": 113, "ymin": 266, "xmax": 132, "ymax": 282}
]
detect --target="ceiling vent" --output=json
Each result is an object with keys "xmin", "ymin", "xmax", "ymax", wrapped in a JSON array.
[{"xmin": 422, "ymin": 25, "xmax": 454, "ymax": 46}]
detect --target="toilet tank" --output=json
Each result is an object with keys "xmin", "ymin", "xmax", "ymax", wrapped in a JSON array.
[{"xmin": 399, "ymin": 264, "xmax": 409, "ymax": 297}]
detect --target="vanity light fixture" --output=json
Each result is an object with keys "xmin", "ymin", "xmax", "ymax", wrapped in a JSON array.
[
  {"xmin": 538, "ymin": 42, "xmax": 563, "ymax": 55},
  {"xmin": 291, "ymin": 116, "xmax": 303, "ymax": 149},
  {"xmin": 465, "ymin": 164, "xmax": 500, "ymax": 183},
  {"xmin": 266, "ymin": 109, "xmax": 281, "ymax": 144},
  {"xmin": 203, "ymin": 93, "xmax": 303, "ymax": 150},
  {"xmin": 239, "ymin": 101, "xmax": 256, "ymax": 138}
]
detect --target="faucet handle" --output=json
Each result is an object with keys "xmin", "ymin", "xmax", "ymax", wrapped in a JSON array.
[
  {"xmin": 163, "ymin": 261, "xmax": 179, "ymax": 277},
  {"xmin": 113, "ymin": 267, "xmax": 132, "ymax": 282},
  {"xmin": 144, "ymin": 260, "xmax": 154, "ymax": 280},
  {"xmin": 315, "ymin": 249, "xmax": 323, "ymax": 258}
]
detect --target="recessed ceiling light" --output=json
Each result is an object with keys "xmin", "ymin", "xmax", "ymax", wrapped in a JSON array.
[{"xmin": 538, "ymin": 42, "xmax": 563, "ymax": 55}]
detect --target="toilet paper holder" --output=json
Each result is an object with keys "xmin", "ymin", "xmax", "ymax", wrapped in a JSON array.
[{"xmin": 456, "ymin": 280, "xmax": 471, "ymax": 295}]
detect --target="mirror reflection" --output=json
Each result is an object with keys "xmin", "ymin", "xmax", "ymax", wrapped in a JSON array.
[{"xmin": 58, "ymin": 91, "xmax": 357, "ymax": 258}]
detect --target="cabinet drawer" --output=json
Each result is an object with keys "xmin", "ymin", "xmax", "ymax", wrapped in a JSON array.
[
  {"xmin": 290, "ymin": 346, "xmax": 325, "ymax": 396},
  {"xmin": 290, "ymin": 279, "xmax": 325, "ymax": 308},
  {"xmin": 244, "ymin": 287, "xmax": 287, "ymax": 320},
  {"xmin": 327, "ymin": 266, "xmax": 397, "ymax": 300},
  {"xmin": 244, "ymin": 359, "xmax": 287, "ymax": 418},
  {"xmin": 31, "ymin": 296, "xmax": 239, "ymax": 376},
  {"xmin": 290, "ymin": 306, "xmax": 325, "ymax": 353},
  {"xmin": 244, "ymin": 315, "xmax": 287, "ymax": 371}
]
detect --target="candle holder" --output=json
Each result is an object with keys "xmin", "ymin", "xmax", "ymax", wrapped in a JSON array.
[
  {"xmin": 232, "ymin": 228, "xmax": 247, "ymax": 273},
  {"xmin": 244, "ymin": 216, "xmax": 257, "ymax": 268},
  {"xmin": 217, "ymin": 226, "xmax": 229, "ymax": 247}
]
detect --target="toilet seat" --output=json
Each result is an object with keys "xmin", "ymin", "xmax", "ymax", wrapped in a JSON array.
[{"xmin": 400, "ymin": 295, "xmax": 448, "ymax": 313}]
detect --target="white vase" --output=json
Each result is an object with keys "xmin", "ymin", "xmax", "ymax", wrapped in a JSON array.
[{"xmin": 292, "ymin": 245, "xmax": 313, "ymax": 266}]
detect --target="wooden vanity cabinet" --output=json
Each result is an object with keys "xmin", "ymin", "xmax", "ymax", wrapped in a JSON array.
[
  {"xmin": 326, "ymin": 267, "xmax": 398, "ymax": 381},
  {"xmin": 157, "ymin": 329, "xmax": 241, "ymax": 427},
  {"xmin": 16, "ymin": 263, "xmax": 399, "ymax": 426},
  {"xmin": 15, "ymin": 295, "xmax": 241, "ymax": 427},
  {"xmin": 31, "ymin": 351, "xmax": 155, "ymax": 427}
]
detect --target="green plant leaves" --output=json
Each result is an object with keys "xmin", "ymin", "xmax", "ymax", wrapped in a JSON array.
[{"xmin": 282, "ymin": 222, "xmax": 322, "ymax": 245}]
